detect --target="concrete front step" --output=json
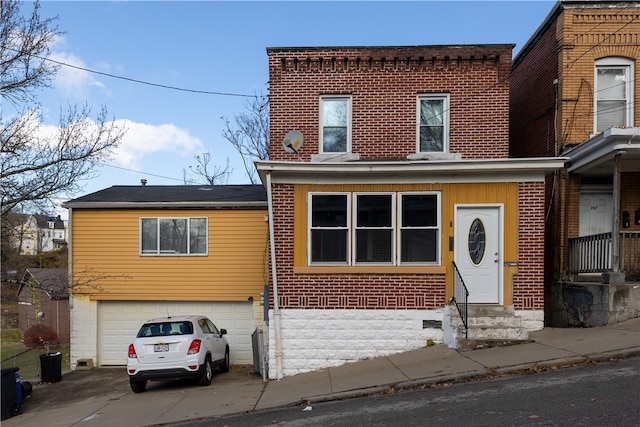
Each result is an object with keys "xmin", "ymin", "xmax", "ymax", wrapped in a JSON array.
[
  {"xmin": 450, "ymin": 315, "xmax": 523, "ymax": 328},
  {"xmin": 453, "ymin": 325, "xmax": 530, "ymax": 341}
]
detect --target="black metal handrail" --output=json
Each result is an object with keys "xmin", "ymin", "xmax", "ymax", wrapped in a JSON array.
[{"xmin": 451, "ymin": 261, "xmax": 469, "ymax": 339}]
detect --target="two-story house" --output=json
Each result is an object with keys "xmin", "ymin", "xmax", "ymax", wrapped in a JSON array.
[
  {"xmin": 8, "ymin": 214, "xmax": 67, "ymax": 255},
  {"xmin": 510, "ymin": 0, "xmax": 640, "ymax": 327},
  {"xmin": 256, "ymin": 44, "xmax": 565, "ymax": 378},
  {"xmin": 63, "ymin": 184, "xmax": 268, "ymax": 369}
]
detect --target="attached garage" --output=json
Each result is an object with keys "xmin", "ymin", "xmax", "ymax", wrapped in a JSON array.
[{"xmin": 98, "ymin": 301, "xmax": 254, "ymax": 366}]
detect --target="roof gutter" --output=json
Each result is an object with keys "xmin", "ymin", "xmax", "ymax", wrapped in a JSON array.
[{"xmin": 62, "ymin": 201, "xmax": 268, "ymax": 209}]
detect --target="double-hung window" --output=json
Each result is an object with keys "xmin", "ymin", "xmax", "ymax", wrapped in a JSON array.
[
  {"xmin": 595, "ymin": 57, "xmax": 634, "ymax": 133},
  {"xmin": 140, "ymin": 217, "xmax": 207, "ymax": 255},
  {"xmin": 309, "ymin": 194, "xmax": 349, "ymax": 263},
  {"xmin": 320, "ymin": 96, "xmax": 351, "ymax": 153},
  {"xmin": 399, "ymin": 194, "xmax": 439, "ymax": 263},
  {"xmin": 417, "ymin": 94, "xmax": 449, "ymax": 152},
  {"xmin": 355, "ymin": 194, "xmax": 394, "ymax": 264},
  {"xmin": 308, "ymin": 192, "xmax": 440, "ymax": 266}
]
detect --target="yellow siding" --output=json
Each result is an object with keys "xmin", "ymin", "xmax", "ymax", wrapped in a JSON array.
[
  {"xmin": 70, "ymin": 209, "xmax": 268, "ymax": 301},
  {"xmin": 293, "ymin": 183, "xmax": 520, "ymax": 294}
]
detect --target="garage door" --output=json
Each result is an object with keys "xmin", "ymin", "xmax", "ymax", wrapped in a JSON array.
[{"xmin": 99, "ymin": 301, "xmax": 254, "ymax": 366}]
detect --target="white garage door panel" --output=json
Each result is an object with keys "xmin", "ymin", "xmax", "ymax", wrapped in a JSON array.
[{"xmin": 99, "ymin": 301, "xmax": 253, "ymax": 366}]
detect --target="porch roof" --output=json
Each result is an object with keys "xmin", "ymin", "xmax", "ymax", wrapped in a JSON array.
[
  {"xmin": 565, "ymin": 127, "xmax": 640, "ymax": 174},
  {"xmin": 255, "ymin": 157, "xmax": 566, "ymax": 184}
]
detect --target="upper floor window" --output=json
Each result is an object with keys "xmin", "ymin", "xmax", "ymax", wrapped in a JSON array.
[
  {"xmin": 308, "ymin": 192, "xmax": 441, "ymax": 266},
  {"xmin": 140, "ymin": 217, "xmax": 207, "ymax": 256},
  {"xmin": 417, "ymin": 94, "xmax": 449, "ymax": 152},
  {"xmin": 595, "ymin": 57, "xmax": 634, "ymax": 133},
  {"xmin": 320, "ymin": 96, "xmax": 351, "ymax": 153}
]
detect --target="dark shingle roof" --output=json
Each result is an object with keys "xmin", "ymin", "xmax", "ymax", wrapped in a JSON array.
[{"xmin": 63, "ymin": 185, "xmax": 267, "ymax": 209}]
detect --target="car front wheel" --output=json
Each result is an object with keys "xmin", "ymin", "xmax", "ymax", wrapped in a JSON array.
[
  {"xmin": 220, "ymin": 347, "xmax": 230, "ymax": 373},
  {"xmin": 130, "ymin": 378, "xmax": 147, "ymax": 393},
  {"xmin": 198, "ymin": 356, "xmax": 212, "ymax": 386}
]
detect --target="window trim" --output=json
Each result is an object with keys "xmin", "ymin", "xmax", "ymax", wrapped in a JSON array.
[
  {"xmin": 139, "ymin": 217, "xmax": 208, "ymax": 256},
  {"xmin": 353, "ymin": 192, "xmax": 396, "ymax": 266},
  {"xmin": 416, "ymin": 93, "xmax": 450, "ymax": 153},
  {"xmin": 319, "ymin": 95, "xmax": 352, "ymax": 154},
  {"xmin": 398, "ymin": 192, "xmax": 441, "ymax": 266},
  {"xmin": 308, "ymin": 192, "xmax": 351, "ymax": 265},
  {"xmin": 594, "ymin": 57, "xmax": 634, "ymax": 134}
]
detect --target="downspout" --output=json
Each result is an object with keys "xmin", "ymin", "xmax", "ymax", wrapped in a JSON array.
[{"xmin": 266, "ymin": 172, "xmax": 283, "ymax": 380}]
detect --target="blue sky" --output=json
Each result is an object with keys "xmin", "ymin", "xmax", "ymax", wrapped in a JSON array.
[{"xmin": 31, "ymin": 1, "xmax": 556, "ymax": 215}]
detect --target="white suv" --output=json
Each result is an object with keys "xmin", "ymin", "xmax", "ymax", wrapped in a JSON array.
[{"xmin": 127, "ymin": 315, "xmax": 229, "ymax": 393}]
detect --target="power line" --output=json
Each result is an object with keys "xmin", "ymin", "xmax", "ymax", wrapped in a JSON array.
[
  {"xmin": 44, "ymin": 54, "xmax": 258, "ymax": 98},
  {"xmin": 2, "ymin": 45, "xmax": 262, "ymax": 99},
  {"xmin": 101, "ymin": 163, "xmax": 185, "ymax": 183}
]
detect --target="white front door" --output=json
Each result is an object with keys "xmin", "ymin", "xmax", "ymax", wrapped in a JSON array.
[
  {"xmin": 579, "ymin": 192, "xmax": 613, "ymax": 236},
  {"xmin": 455, "ymin": 206, "xmax": 502, "ymax": 304}
]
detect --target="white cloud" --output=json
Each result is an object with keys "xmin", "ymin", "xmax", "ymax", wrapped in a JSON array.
[
  {"xmin": 50, "ymin": 50, "xmax": 106, "ymax": 100},
  {"xmin": 112, "ymin": 120, "xmax": 205, "ymax": 169}
]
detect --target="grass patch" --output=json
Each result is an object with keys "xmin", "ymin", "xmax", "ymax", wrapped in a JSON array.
[{"xmin": 1, "ymin": 329, "xmax": 70, "ymax": 380}]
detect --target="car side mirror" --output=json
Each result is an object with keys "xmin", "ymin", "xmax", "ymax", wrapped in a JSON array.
[{"xmin": 220, "ymin": 329, "xmax": 227, "ymax": 335}]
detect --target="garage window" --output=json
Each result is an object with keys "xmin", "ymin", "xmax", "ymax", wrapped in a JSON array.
[{"xmin": 140, "ymin": 217, "xmax": 207, "ymax": 255}]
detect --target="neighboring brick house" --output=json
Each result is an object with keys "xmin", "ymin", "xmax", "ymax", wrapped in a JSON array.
[
  {"xmin": 510, "ymin": 0, "xmax": 640, "ymax": 326},
  {"xmin": 256, "ymin": 44, "xmax": 565, "ymax": 378},
  {"xmin": 63, "ymin": 185, "xmax": 268, "ymax": 369},
  {"xmin": 18, "ymin": 268, "xmax": 70, "ymax": 345}
]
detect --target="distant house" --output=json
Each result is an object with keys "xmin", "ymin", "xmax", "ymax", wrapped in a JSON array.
[
  {"xmin": 8, "ymin": 214, "xmax": 68, "ymax": 255},
  {"xmin": 510, "ymin": 0, "xmax": 640, "ymax": 326},
  {"xmin": 18, "ymin": 268, "xmax": 70, "ymax": 345},
  {"xmin": 256, "ymin": 44, "xmax": 565, "ymax": 378},
  {"xmin": 63, "ymin": 185, "xmax": 268, "ymax": 370}
]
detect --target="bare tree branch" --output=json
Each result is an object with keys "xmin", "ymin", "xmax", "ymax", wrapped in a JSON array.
[
  {"xmin": 221, "ymin": 93, "xmax": 269, "ymax": 184},
  {"xmin": 187, "ymin": 152, "xmax": 231, "ymax": 185},
  {"xmin": 0, "ymin": 1, "xmax": 125, "ymax": 217}
]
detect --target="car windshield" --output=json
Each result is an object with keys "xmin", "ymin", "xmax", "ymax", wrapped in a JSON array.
[{"xmin": 137, "ymin": 321, "xmax": 193, "ymax": 337}]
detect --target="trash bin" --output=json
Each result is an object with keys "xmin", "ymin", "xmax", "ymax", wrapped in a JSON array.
[
  {"xmin": 1, "ymin": 367, "xmax": 20, "ymax": 421},
  {"xmin": 40, "ymin": 352, "xmax": 62, "ymax": 383}
]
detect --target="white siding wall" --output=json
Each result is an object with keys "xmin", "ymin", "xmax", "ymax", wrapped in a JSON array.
[{"xmin": 70, "ymin": 296, "xmax": 99, "ymax": 370}]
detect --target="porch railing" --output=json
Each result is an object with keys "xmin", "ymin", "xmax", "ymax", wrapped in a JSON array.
[
  {"xmin": 451, "ymin": 261, "xmax": 469, "ymax": 339},
  {"xmin": 568, "ymin": 231, "xmax": 639, "ymax": 275}
]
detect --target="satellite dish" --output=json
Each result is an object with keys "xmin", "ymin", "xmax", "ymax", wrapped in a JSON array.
[{"xmin": 283, "ymin": 130, "xmax": 304, "ymax": 154}]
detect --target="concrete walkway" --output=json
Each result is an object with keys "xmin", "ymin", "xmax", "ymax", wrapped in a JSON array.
[{"xmin": 4, "ymin": 317, "xmax": 639, "ymax": 427}]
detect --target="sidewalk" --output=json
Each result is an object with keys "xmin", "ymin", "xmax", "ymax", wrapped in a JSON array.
[{"xmin": 4, "ymin": 317, "xmax": 639, "ymax": 427}]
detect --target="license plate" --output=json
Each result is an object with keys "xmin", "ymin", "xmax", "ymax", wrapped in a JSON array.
[{"xmin": 154, "ymin": 344, "xmax": 169, "ymax": 352}]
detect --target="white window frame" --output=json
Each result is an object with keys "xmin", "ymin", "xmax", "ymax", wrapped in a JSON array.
[
  {"xmin": 319, "ymin": 95, "xmax": 352, "ymax": 154},
  {"xmin": 140, "ymin": 217, "xmax": 208, "ymax": 256},
  {"xmin": 353, "ymin": 192, "xmax": 396, "ymax": 266},
  {"xmin": 307, "ymin": 192, "xmax": 442, "ymax": 266},
  {"xmin": 398, "ymin": 192, "xmax": 441, "ymax": 265},
  {"xmin": 594, "ymin": 57, "xmax": 634, "ymax": 134},
  {"xmin": 308, "ymin": 192, "xmax": 351, "ymax": 265},
  {"xmin": 416, "ymin": 94, "xmax": 450, "ymax": 153}
]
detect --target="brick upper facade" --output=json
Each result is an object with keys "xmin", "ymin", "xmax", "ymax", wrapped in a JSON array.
[{"xmin": 268, "ymin": 45, "xmax": 514, "ymax": 161}]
